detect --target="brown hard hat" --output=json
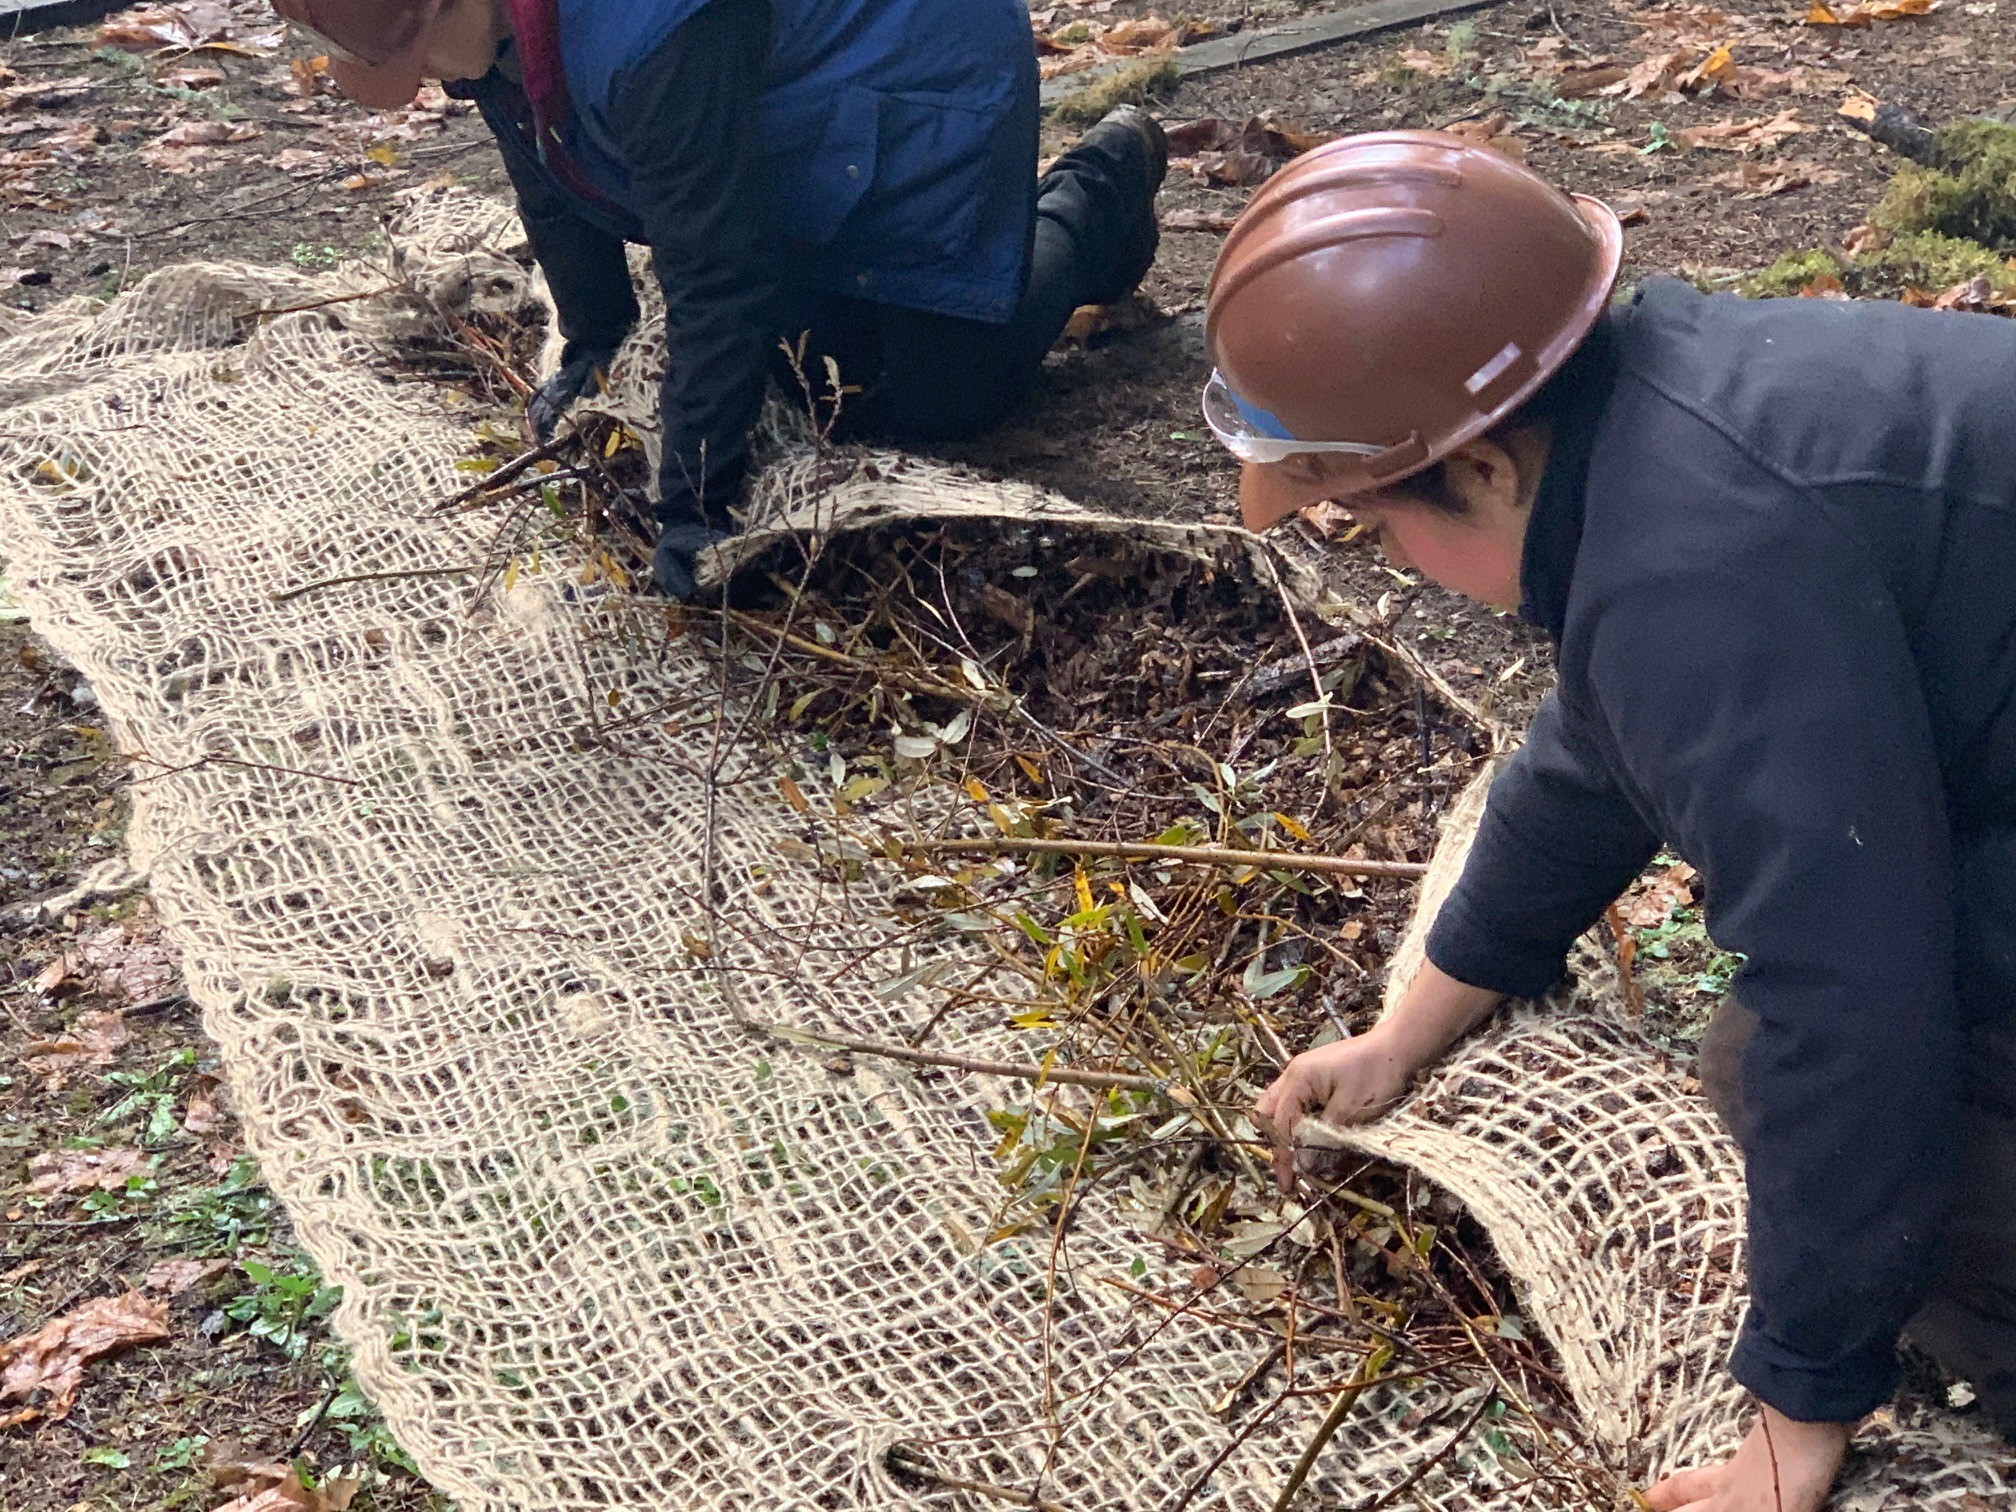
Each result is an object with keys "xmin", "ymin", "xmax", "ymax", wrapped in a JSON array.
[
  {"xmin": 270, "ymin": 0, "xmax": 444, "ymax": 109},
  {"xmin": 1203, "ymin": 131, "xmax": 1624, "ymax": 531}
]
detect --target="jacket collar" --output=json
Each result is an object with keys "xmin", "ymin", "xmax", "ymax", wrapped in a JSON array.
[{"xmin": 1518, "ymin": 306, "xmax": 1626, "ymax": 641}]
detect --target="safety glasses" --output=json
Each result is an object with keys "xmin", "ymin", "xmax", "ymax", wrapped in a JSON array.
[{"xmin": 1200, "ymin": 368, "xmax": 1388, "ymax": 466}]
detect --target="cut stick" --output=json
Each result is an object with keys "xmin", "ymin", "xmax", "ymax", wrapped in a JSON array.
[
  {"xmin": 905, "ymin": 836, "xmax": 1426, "ymax": 880},
  {"xmin": 750, "ymin": 1017, "xmax": 1168, "ymax": 1094}
]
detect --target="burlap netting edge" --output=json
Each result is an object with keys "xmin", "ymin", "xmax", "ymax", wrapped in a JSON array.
[{"xmin": 0, "ymin": 187, "xmax": 2003, "ymax": 1510}]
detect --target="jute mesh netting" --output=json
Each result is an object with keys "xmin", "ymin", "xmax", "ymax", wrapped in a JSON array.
[{"xmin": 0, "ymin": 189, "xmax": 2007, "ymax": 1509}]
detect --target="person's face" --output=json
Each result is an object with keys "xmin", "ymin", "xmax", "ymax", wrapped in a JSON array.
[
  {"xmin": 421, "ymin": 0, "xmax": 505, "ymax": 81},
  {"xmin": 1326, "ymin": 438, "xmax": 1536, "ymax": 611}
]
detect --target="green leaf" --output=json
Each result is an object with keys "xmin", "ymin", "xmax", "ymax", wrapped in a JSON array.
[
  {"xmin": 82, "ymin": 1446, "xmax": 131, "ymax": 1468},
  {"xmin": 1242, "ymin": 956, "xmax": 1311, "ymax": 1000}
]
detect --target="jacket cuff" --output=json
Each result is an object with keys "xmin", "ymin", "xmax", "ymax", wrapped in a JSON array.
[
  {"xmin": 1729, "ymin": 1319, "xmax": 1899, "ymax": 1423},
  {"xmin": 1424, "ymin": 895, "xmax": 1570, "ymax": 1000}
]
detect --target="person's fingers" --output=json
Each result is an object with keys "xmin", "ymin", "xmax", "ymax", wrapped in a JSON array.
[{"xmin": 1641, "ymin": 1465, "xmax": 1721, "ymax": 1511}]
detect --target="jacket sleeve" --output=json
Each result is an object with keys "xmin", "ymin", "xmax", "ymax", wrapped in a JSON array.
[
  {"xmin": 493, "ymin": 120, "xmax": 639, "ymax": 364},
  {"xmin": 1425, "ymin": 690, "xmax": 1661, "ymax": 997},
  {"xmin": 607, "ymin": 0, "xmax": 778, "ymax": 528},
  {"xmin": 1583, "ymin": 492, "xmax": 1956, "ymax": 1422}
]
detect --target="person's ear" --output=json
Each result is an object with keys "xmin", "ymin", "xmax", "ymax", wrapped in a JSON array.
[{"xmin": 1440, "ymin": 438, "xmax": 1524, "ymax": 521}]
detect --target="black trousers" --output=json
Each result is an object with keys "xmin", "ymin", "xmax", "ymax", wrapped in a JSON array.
[
  {"xmin": 773, "ymin": 115, "xmax": 1158, "ymax": 447},
  {"xmin": 1706, "ymin": 1000, "xmax": 2016, "ymax": 1433}
]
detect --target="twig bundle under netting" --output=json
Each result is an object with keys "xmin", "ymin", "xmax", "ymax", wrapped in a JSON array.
[{"xmin": 0, "ymin": 187, "xmax": 2008, "ymax": 1512}]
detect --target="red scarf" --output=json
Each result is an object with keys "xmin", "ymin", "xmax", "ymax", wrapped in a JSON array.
[{"xmin": 503, "ymin": 0, "xmax": 610, "ymax": 205}]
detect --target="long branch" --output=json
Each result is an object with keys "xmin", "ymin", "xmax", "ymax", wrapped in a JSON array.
[
  {"xmin": 904, "ymin": 836, "xmax": 1426, "ymax": 880},
  {"xmin": 749, "ymin": 1017, "xmax": 1167, "ymax": 1093}
]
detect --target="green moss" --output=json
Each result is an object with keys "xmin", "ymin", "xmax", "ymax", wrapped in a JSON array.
[
  {"xmin": 1050, "ymin": 57, "xmax": 1179, "ymax": 125},
  {"xmin": 1741, "ymin": 248, "xmax": 1844, "ymax": 297},
  {"xmin": 1860, "ymin": 229, "xmax": 2016, "ymax": 294},
  {"xmin": 1871, "ymin": 120, "xmax": 2016, "ymax": 249},
  {"xmin": 1743, "ymin": 232, "xmax": 2016, "ymax": 300}
]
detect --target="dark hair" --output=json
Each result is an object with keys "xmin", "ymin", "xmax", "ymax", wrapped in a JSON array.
[{"xmin": 1396, "ymin": 314, "xmax": 1610, "ymax": 516}]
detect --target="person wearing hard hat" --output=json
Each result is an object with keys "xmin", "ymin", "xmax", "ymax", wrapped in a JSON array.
[
  {"xmin": 1230, "ymin": 132, "xmax": 2016, "ymax": 1510},
  {"xmin": 270, "ymin": 0, "xmax": 1166, "ymax": 597}
]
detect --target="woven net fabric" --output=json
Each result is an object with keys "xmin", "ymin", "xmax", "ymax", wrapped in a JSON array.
[{"xmin": 0, "ymin": 187, "xmax": 2005, "ymax": 1511}]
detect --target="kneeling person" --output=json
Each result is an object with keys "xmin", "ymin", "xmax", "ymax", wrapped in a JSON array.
[
  {"xmin": 1213, "ymin": 131, "xmax": 2016, "ymax": 1511},
  {"xmin": 274, "ymin": 0, "xmax": 1166, "ymax": 595}
]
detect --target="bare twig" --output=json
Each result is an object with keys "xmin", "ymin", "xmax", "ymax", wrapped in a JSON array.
[
  {"xmin": 1346, "ymin": 1390, "xmax": 1497, "ymax": 1512},
  {"xmin": 1270, "ymin": 1348, "xmax": 1388, "ymax": 1512},
  {"xmin": 428, "ymin": 435, "xmax": 576, "ymax": 514},
  {"xmin": 749, "ymin": 1017, "xmax": 1167, "ymax": 1093},
  {"xmin": 904, "ymin": 836, "xmax": 1426, "ymax": 880},
  {"xmin": 269, "ymin": 566, "xmax": 473, "ymax": 605},
  {"xmin": 886, "ymin": 1449, "xmax": 1078, "ymax": 1512}
]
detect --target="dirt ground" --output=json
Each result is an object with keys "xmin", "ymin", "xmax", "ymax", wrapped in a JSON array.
[{"xmin": 2, "ymin": 0, "xmax": 2001, "ymax": 1502}]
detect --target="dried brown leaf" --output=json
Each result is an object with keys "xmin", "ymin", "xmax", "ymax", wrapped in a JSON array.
[
  {"xmin": 23, "ymin": 1009, "xmax": 129, "ymax": 1091},
  {"xmin": 1675, "ymin": 108, "xmax": 1813, "ymax": 152},
  {"xmin": 0, "ymin": 1291, "xmax": 169, "ymax": 1426},
  {"xmin": 140, "ymin": 1257, "xmax": 233, "ymax": 1296},
  {"xmin": 210, "ymin": 1461, "xmax": 360, "ymax": 1512},
  {"xmin": 26, "ymin": 1145, "xmax": 146, "ymax": 1194},
  {"xmin": 1622, "ymin": 862, "xmax": 1696, "ymax": 928},
  {"xmin": 77, "ymin": 912, "xmax": 178, "ymax": 1006}
]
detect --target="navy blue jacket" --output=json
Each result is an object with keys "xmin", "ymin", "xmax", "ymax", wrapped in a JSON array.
[
  {"xmin": 1427, "ymin": 278, "xmax": 2016, "ymax": 1422},
  {"xmin": 464, "ymin": 0, "xmax": 1038, "ymax": 522}
]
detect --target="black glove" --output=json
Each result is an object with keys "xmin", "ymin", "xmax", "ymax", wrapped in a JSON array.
[
  {"xmin": 652, "ymin": 518, "xmax": 735, "ymax": 602},
  {"xmin": 527, "ymin": 344, "xmax": 620, "ymax": 442}
]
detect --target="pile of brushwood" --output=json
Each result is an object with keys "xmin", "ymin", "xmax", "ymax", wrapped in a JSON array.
[
  {"xmin": 440, "ymin": 409, "xmax": 1624, "ymax": 1502},
  {"xmin": 1749, "ymin": 115, "xmax": 2016, "ymax": 306}
]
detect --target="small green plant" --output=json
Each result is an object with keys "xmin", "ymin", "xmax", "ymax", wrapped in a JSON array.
[
  {"xmin": 157, "ymin": 1435, "xmax": 209, "ymax": 1470},
  {"xmin": 289, "ymin": 243, "xmax": 344, "ymax": 270},
  {"xmin": 163, "ymin": 1152, "xmax": 277, "ymax": 1253},
  {"xmin": 81, "ymin": 1445, "xmax": 132, "ymax": 1468},
  {"xmin": 103, "ymin": 1046, "xmax": 195, "ymax": 1145},
  {"xmin": 228, "ymin": 1254, "xmax": 343, "ymax": 1358},
  {"xmin": 317, "ymin": 1379, "xmax": 420, "ymax": 1475},
  {"xmin": 1444, "ymin": 19, "xmax": 1479, "ymax": 61},
  {"xmin": 1640, "ymin": 122, "xmax": 1678, "ymax": 155}
]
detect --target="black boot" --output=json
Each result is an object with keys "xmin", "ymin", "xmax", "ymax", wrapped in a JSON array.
[{"xmin": 1037, "ymin": 103, "xmax": 1168, "ymax": 306}]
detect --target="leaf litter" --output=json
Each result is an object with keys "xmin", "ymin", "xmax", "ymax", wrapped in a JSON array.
[{"xmin": 0, "ymin": 1292, "xmax": 170, "ymax": 1428}]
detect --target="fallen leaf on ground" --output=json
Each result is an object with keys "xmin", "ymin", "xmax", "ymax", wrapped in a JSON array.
[
  {"xmin": 1622, "ymin": 862, "xmax": 1697, "ymax": 928},
  {"xmin": 1553, "ymin": 61, "xmax": 1629, "ymax": 97},
  {"xmin": 0, "ymin": 1292, "xmax": 169, "ymax": 1427},
  {"xmin": 139, "ymin": 118, "xmax": 262, "ymax": 172},
  {"xmin": 26, "ymin": 1146, "xmax": 147, "ymax": 1194},
  {"xmin": 1161, "ymin": 207, "xmax": 1237, "ymax": 232},
  {"xmin": 272, "ymin": 146, "xmax": 332, "ymax": 177},
  {"xmin": 1169, "ymin": 112, "xmax": 1335, "ymax": 185},
  {"xmin": 140, "ymin": 1257, "xmax": 232, "ymax": 1296},
  {"xmin": 182, "ymin": 1086, "xmax": 224, "ymax": 1134},
  {"xmin": 1675, "ymin": 108, "xmax": 1813, "ymax": 151},
  {"xmin": 1709, "ymin": 156, "xmax": 1840, "ymax": 195},
  {"xmin": 31, "ymin": 954, "xmax": 77, "ymax": 997},
  {"xmin": 1805, "ymin": 0, "xmax": 1934, "ymax": 22},
  {"xmin": 1443, "ymin": 112, "xmax": 1526, "ymax": 159},
  {"xmin": 288, "ymin": 55, "xmax": 330, "ymax": 97},
  {"xmin": 158, "ymin": 65, "xmax": 226, "ymax": 89},
  {"xmin": 210, "ymin": 1460, "xmax": 360, "ymax": 1512},
  {"xmin": 77, "ymin": 912, "xmax": 178, "ymax": 1005},
  {"xmin": 23, "ymin": 1010, "xmax": 129, "ymax": 1091},
  {"xmin": 1605, "ymin": 47, "xmax": 1697, "ymax": 98},
  {"xmin": 1397, "ymin": 46, "xmax": 1458, "ymax": 78},
  {"xmin": 97, "ymin": 2, "xmax": 285, "ymax": 54}
]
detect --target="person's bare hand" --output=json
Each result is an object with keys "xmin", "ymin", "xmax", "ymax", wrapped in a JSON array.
[
  {"xmin": 1252, "ymin": 1026, "xmax": 1419, "ymax": 1189},
  {"xmin": 1643, "ymin": 1408, "xmax": 1850, "ymax": 1512}
]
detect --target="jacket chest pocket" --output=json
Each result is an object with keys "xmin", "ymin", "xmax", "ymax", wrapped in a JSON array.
[{"xmin": 846, "ymin": 87, "xmax": 1000, "ymax": 266}]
